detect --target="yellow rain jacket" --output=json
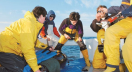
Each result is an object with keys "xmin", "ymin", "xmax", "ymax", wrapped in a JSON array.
[{"xmin": 0, "ymin": 11, "xmax": 48, "ymax": 72}]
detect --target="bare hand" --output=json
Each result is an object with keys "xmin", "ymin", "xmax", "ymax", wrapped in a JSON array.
[
  {"xmin": 35, "ymin": 69, "xmax": 41, "ymax": 72},
  {"xmin": 64, "ymin": 34, "xmax": 71, "ymax": 39},
  {"xmin": 118, "ymin": 11, "xmax": 122, "ymax": 14},
  {"xmin": 47, "ymin": 37, "xmax": 50, "ymax": 41},
  {"xmin": 118, "ymin": 12, "xmax": 124, "ymax": 18},
  {"xmin": 96, "ymin": 13, "xmax": 101, "ymax": 21},
  {"xmin": 78, "ymin": 37, "xmax": 82, "ymax": 41},
  {"xmin": 49, "ymin": 47, "xmax": 54, "ymax": 51}
]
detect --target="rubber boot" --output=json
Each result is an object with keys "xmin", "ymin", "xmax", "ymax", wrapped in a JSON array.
[
  {"xmin": 119, "ymin": 63, "xmax": 126, "ymax": 72},
  {"xmin": 81, "ymin": 49, "xmax": 91, "ymax": 71}
]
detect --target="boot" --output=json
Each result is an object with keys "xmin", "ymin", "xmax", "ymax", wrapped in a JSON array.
[
  {"xmin": 81, "ymin": 49, "xmax": 91, "ymax": 71},
  {"xmin": 119, "ymin": 63, "xmax": 126, "ymax": 72}
]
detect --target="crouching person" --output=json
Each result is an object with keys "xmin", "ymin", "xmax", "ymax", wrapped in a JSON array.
[
  {"xmin": 54, "ymin": 12, "xmax": 91, "ymax": 71},
  {"xmin": 0, "ymin": 6, "xmax": 53, "ymax": 72}
]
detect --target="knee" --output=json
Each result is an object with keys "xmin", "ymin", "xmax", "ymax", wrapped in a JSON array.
[
  {"xmin": 77, "ymin": 41, "xmax": 87, "ymax": 51},
  {"xmin": 80, "ymin": 45, "xmax": 87, "ymax": 51}
]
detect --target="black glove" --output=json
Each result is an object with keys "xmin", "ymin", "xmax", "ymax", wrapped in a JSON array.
[
  {"xmin": 65, "ymin": 32, "xmax": 76, "ymax": 40},
  {"xmin": 98, "ymin": 45, "xmax": 104, "ymax": 52}
]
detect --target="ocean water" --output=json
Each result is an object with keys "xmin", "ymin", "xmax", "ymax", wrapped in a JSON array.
[
  {"xmin": 61, "ymin": 37, "xmax": 97, "ymax": 61},
  {"xmin": 60, "ymin": 37, "xmax": 97, "ymax": 64},
  {"xmin": 61, "ymin": 45, "xmax": 80, "ymax": 61},
  {"xmin": 61, "ymin": 45, "xmax": 86, "ymax": 72},
  {"xmin": 59, "ymin": 37, "xmax": 97, "ymax": 72}
]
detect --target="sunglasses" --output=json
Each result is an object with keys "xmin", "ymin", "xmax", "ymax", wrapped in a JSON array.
[
  {"xmin": 50, "ymin": 15, "xmax": 54, "ymax": 17},
  {"xmin": 97, "ymin": 11, "xmax": 104, "ymax": 13}
]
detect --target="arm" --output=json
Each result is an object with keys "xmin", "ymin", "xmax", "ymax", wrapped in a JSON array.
[
  {"xmin": 108, "ymin": 0, "xmax": 130, "ymax": 14},
  {"xmin": 90, "ymin": 19, "xmax": 101, "ymax": 33},
  {"xmin": 53, "ymin": 22, "xmax": 60, "ymax": 37},
  {"xmin": 121, "ymin": 5, "xmax": 132, "ymax": 17},
  {"xmin": 40, "ymin": 26, "xmax": 47, "ymax": 39},
  {"xmin": 53, "ymin": 27, "xmax": 60, "ymax": 37},
  {"xmin": 20, "ymin": 22, "xmax": 39, "ymax": 72},
  {"xmin": 78, "ymin": 20, "xmax": 84, "ymax": 38},
  {"xmin": 59, "ymin": 19, "xmax": 67, "ymax": 35}
]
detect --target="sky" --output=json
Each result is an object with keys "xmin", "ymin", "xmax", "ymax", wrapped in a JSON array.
[{"xmin": 0, "ymin": 0, "xmax": 122, "ymax": 37}]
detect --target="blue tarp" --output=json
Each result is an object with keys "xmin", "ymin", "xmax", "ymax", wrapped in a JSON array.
[{"xmin": 23, "ymin": 50, "xmax": 57, "ymax": 72}]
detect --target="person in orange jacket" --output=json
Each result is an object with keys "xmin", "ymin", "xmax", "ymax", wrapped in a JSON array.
[
  {"xmin": 40, "ymin": 10, "xmax": 60, "ymax": 48},
  {"xmin": 0, "ymin": 6, "xmax": 53, "ymax": 72}
]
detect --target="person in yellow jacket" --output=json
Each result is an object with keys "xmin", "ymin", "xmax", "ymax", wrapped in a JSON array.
[
  {"xmin": 0, "ymin": 6, "xmax": 53, "ymax": 72},
  {"xmin": 101, "ymin": 0, "xmax": 132, "ymax": 72}
]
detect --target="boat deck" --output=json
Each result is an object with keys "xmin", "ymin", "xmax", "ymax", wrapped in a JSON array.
[
  {"xmin": 60, "ymin": 58, "xmax": 105, "ymax": 72},
  {"xmin": 88, "ymin": 64, "xmax": 105, "ymax": 72}
]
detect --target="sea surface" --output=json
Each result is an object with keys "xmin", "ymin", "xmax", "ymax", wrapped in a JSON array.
[
  {"xmin": 61, "ymin": 37, "xmax": 97, "ymax": 61},
  {"xmin": 61, "ymin": 45, "xmax": 80, "ymax": 61}
]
